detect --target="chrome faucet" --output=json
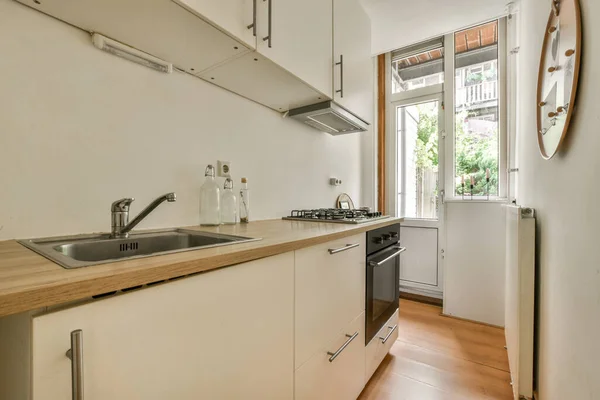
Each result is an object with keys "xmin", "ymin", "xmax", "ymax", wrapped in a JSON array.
[{"xmin": 110, "ymin": 192, "xmax": 176, "ymax": 238}]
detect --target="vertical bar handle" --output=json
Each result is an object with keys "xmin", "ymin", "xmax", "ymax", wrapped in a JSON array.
[
  {"xmin": 247, "ymin": 0, "xmax": 257, "ymax": 36},
  {"xmin": 335, "ymin": 55, "xmax": 344, "ymax": 98},
  {"xmin": 66, "ymin": 329, "xmax": 84, "ymax": 400},
  {"xmin": 262, "ymin": 0, "xmax": 272, "ymax": 48}
]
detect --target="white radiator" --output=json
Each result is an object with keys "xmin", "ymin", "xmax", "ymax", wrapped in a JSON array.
[{"xmin": 504, "ymin": 205, "xmax": 535, "ymax": 400}]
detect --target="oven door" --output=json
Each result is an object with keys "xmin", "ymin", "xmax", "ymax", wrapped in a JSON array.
[{"xmin": 366, "ymin": 244, "xmax": 405, "ymax": 344}]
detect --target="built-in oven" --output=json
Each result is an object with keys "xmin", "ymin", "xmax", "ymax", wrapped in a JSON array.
[{"xmin": 366, "ymin": 224, "xmax": 404, "ymax": 344}]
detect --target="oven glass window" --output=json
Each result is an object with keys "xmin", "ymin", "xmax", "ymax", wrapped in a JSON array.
[{"xmin": 372, "ymin": 257, "xmax": 397, "ymax": 321}]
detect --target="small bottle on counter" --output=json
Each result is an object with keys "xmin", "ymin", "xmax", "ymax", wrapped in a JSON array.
[
  {"xmin": 199, "ymin": 165, "xmax": 221, "ymax": 226},
  {"xmin": 220, "ymin": 178, "xmax": 237, "ymax": 225},
  {"xmin": 239, "ymin": 177, "xmax": 250, "ymax": 224}
]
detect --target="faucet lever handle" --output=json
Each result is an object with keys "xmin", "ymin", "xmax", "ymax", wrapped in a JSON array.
[{"xmin": 111, "ymin": 197, "xmax": 135, "ymax": 212}]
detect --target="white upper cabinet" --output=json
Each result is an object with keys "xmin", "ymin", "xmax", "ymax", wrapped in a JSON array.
[
  {"xmin": 173, "ymin": 0, "xmax": 257, "ymax": 49},
  {"xmin": 256, "ymin": 0, "xmax": 333, "ymax": 98},
  {"xmin": 16, "ymin": 0, "xmax": 249, "ymax": 74},
  {"xmin": 333, "ymin": 0, "xmax": 373, "ymax": 123}
]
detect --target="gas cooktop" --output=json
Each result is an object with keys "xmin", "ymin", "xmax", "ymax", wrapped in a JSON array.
[{"xmin": 282, "ymin": 209, "xmax": 391, "ymax": 224}]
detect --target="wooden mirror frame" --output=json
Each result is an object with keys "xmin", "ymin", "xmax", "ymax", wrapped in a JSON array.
[{"xmin": 536, "ymin": 0, "xmax": 582, "ymax": 159}]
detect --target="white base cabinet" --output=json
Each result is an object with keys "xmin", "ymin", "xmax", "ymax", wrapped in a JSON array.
[
  {"xmin": 0, "ymin": 235, "xmax": 399, "ymax": 400},
  {"xmin": 365, "ymin": 309, "xmax": 399, "ymax": 383},
  {"xmin": 31, "ymin": 252, "xmax": 294, "ymax": 400},
  {"xmin": 295, "ymin": 312, "xmax": 366, "ymax": 400},
  {"xmin": 295, "ymin": 234, "xmax": 365, "ymax": 368}
]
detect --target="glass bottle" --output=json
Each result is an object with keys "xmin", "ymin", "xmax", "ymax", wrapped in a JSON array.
[
  {"xmin": 220, "ymin": 178, "xmax": 237, "ymax": 225},
  {"xmin": 199, "ymin": 165, "xmax": 221, "ymax": 226},
  {"xmin": 239, "ymin": 177, "xmax": 250, "ymax": 223}
]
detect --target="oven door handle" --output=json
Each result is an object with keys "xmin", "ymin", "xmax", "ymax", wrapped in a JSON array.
[{"xmin": 369, "ymin": 246, "xmax": 406, "ymax": 267}]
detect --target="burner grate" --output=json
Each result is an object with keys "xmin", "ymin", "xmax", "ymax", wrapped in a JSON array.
[{"xmin": 286, "ymin": 208, "xmax": 383, "ymax": 221}]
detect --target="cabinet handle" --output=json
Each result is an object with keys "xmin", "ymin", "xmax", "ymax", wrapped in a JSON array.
[
  {"xmin": 327, "ymin": 331, "xmax": 358, "ymax": 362},
  {"xmin": 247, "ymin": 0, "xmax": 257, "ymax": 36},
  {"xmin": 379, "ymin": 325, "xmax": 398, "ymax": 344},
  {"xmin": 369, "ymin": 247, "xmax": 406, "ymax": 267},
  {"xmin": 65, "ymin": 329, "xmax": 84, "ymax": 400},
  {"xmin": 328, "ymin": 242, "xmax": 359, "ymax": 254},
  {"xmin": 335, "ymin": 54, "xmax": 344, "ymax": 98},
  {"xmin": 262, "ymin": 0, "xmax": 272, "ymax": 48}
]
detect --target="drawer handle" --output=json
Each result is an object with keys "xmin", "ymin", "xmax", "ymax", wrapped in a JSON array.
[
  {"xmin": 379, "ymin": 325, "xmax": 398, "ymax": 344},
  {"xmin": 327, "ymin": 331, "xmax": 359, "ymax": 362},
  {"xmin": 328, "ymin": 243, "xmax": 360, "ymax": 255},
  {"xmin": 65, "ymin": 329, "xmax": 84, "ymax": 400},
  {"xmin": 369, "ymin": 247, "xmax": 406, "ymax": 267}
]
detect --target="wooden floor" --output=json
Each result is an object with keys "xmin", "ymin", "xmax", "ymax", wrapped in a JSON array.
[{"xmin": 358, "ymin": 299, "xmax": 513, "ymax": 400}]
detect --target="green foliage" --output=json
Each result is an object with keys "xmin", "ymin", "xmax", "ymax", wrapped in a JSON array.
[
  {"xmin": 411, "ymin": 105, "xmax": 498, "ymax": 199},
  {"xmin": 455, "ymin": 110, "xmax": 498, "ymax": 196},
  {"xmin": 413, "ymin": 104, "xmax": 438, "ymax": 170}
]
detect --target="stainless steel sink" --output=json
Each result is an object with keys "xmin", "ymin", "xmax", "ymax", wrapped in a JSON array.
[{"xmin": 18, "ymin": 229, "xmax": 261, "ymax": 269}]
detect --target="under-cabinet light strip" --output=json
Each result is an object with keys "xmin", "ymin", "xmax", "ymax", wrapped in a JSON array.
[{"xmin": 91, "ymin": 33, "xmax": 173, "ymax": 74}]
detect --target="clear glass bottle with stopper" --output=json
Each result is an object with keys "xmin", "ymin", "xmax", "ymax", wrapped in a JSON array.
[
  {"xmin": 239, "ymin": 177, "xmax": 250, "ymax": 223},
  {"xmin": 199, "ymin": 165, "xmax": 221, "ymax": 226},
  {"xmin": 220, "ymin": 178, "xmax": 237, "ymax": 225}
]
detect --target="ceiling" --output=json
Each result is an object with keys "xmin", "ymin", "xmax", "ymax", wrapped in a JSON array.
[{"xmin": 361, "ymin": 0, "xmax": 508, "ymax": 55}]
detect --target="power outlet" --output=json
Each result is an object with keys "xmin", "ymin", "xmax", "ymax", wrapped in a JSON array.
[
  {"xmin": 217, "ymin": 160, "xmax": 231, "ymax": 177},
  {"xmin": 329, "ymin": 178, "xmax": 342, "ymax": 186}
]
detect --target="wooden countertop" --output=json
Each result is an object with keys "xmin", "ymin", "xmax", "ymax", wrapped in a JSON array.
[{"xmin": 0, "ymin": 218, "xmax": 403, "ymax": 317}]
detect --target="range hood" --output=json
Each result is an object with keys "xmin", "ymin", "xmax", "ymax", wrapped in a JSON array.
[{"xmin": 288, "ymin": 101, "xmax": 369, "ymax": 135}]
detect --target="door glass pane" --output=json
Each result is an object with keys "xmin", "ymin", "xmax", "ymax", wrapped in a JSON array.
[
  {"xmin": 397, "ymin": 101, "xmax": 439, "ymax": 219},
  {"xmin": 454, "ymin": 21, "xmax": 500, "ymax": 197}
]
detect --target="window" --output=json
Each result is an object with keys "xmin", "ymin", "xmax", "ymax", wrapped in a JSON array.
[
  {"xmin": 454, "ymin": 21, "xmax": 500, "ymax": 197},
  {"xmin": 391, "ymin": 38, "xmax": 445, "ymax": 94}
]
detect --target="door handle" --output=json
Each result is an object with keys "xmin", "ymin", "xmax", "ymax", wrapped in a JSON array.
[
  {"xmin": 262, "ymin": 0, "xmax": 272, "ymax": 48},
  {"xmin": 328, "ymin": 243, "xmax": 360, "ymax": 254},
  {"xmin": 379, "ymin": 325, "xmax": 398, "ymax": 344},
  {"xmin": 369, "ymin": 247, "xmax": 406, "ymax": 267},
  {"xmin": 327, "ymin": 332, "xmax": 359, "ymax": 362},
  {"xmin": 335, "ymin": 55, "xmax": 344, "ymax": 98},
  {"xmin": 247, "ymin": 0, "xmax": 257, "ymax": 36},
  {"xmin": 66, "ymin": 329, "xmax": 84, "ymax": 400}
]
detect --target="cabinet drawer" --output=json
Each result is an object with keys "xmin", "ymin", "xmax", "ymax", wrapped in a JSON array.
[
  {"xmin": 365, "ymin": 309, "xmax": 399, "ymax": 383},
  {"xmin": 295, "ymin": 312, "xmax": 365, "ymax": 400},
  {"xmin": 295, "ymin": 234, "xmax": 365, "ymax": 368}
]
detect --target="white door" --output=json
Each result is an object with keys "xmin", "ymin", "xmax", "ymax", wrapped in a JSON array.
[
  {"xmin": 391, "ymin": 94, "xmax": 445, "ymax": 298},
  {"xmin": 256, "ymin": 0, "xmax": 333, "ymax": 97},
  {"xmin": 31, "ymin": 253, "xmax": 294, "ymax": 400},
  {"xmin": 333, "ymin": 0, "xmax": 373, "ymax": 123},
  {"xmin": 173, "ymin": 0, "xmax": 257, "ymax": 49}
]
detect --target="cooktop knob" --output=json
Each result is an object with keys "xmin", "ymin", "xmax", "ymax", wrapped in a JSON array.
[
  {"xmin": 382, "ymin": 233, "xmax": 392, "ymax": 240},
  {"xmin": 373, "ymin": 237, "xmax": 384, "ymax": 244}
]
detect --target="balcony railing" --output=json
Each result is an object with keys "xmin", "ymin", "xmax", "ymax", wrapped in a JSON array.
[{"xmin": 456, "ymin": 80, "xmax": 497, "ymax": 107}]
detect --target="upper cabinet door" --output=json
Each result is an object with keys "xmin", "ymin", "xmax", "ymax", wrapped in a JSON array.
[
  {"xmin": 173, "ymin": 0, "xmax": 257, "ymax": 49},
  {"xmin": 256, "ymin": 0, "xmax": 333, "ymax": 98},
  {"xmin": 333, "ymin": 0, "xmax": 373, "ymax": 123}
]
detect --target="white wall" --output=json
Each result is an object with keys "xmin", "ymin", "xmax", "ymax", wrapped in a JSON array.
[
  {"xmin": 516, "ymin": 0, "xmax": 600, "ymax": 398},
  {"xmin": 0, "ymin": 0, "xmax": 367, "ymax": 240},
  {"xmin": 362, "ymin": 0, "xmax": 507, "ymax": 55},
  {"xmin": 443, "ymin": 202, "xmax": 506, "ymax": 326}
]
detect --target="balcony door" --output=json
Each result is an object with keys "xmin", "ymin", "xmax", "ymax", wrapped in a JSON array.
[{"xmin": 391, "ymin": 93, "xmax": 445, "ymax": 298}]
